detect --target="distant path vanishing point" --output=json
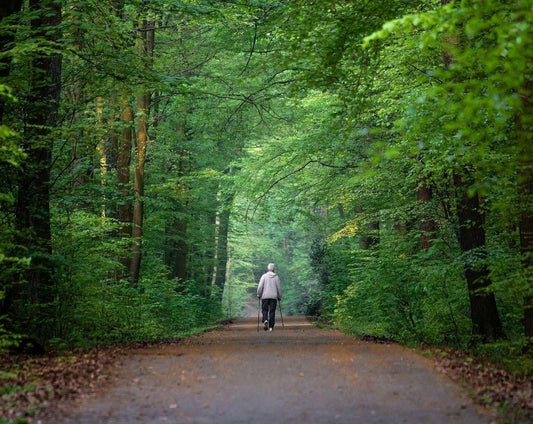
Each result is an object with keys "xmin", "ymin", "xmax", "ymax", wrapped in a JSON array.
[{"xmin": 58, "ymin": 316, "xmax": 491, "ymax": 424}]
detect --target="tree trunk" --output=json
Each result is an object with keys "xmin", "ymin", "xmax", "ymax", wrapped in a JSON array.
[
  {"xmin": 129, "ymin": 92, "xmax": 149, "ymax": 286},
  {"xmin": 439, "ymin": 0, "xmax": 502, "ymax": 342},
  {"xmin": 211, "ymin": 192, "xmax": 221, "ymax": 287},
  {"xmin": 8, "ymin": 0, "xmax": 62, "ymax": 336},
  {"xmin": 103, "ymin": 1, "xmax": 132, "ymax": 278},
  {"xmin": 95, "ymin": 97, "xmax": 107, "ymax": 222},
  {"xmin": 453, "ymin": 172, "xmax": 505, "ymax": 342},
  {"xmin": 117, "ymin": 99, "xmax": 133, "ymax": 273},
  {"xmin": 212, "ymin": 191, "xmax": 233, "ymax": 291},
  {"xmin": 129, "ymin": 17, "xmax": 154, "ymax": 286}
]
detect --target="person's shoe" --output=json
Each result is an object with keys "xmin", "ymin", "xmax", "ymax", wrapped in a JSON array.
[
  {"xmin": 264, "ymin": 320, "xmax": 269, "ymax": 331},
  {"xmin": 269, "ymin": 328, "xmax": 273, "ymax": 332}
]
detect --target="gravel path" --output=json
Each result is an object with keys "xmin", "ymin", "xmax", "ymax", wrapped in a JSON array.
[{"xmin": 57, "ymin": 316, "xmax": 492, "ymax": 424}]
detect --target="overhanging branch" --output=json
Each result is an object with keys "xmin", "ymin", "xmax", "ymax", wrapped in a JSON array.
[{"xmin": 247, "ymin": 159, "xmax": 358, "ymax": 218}]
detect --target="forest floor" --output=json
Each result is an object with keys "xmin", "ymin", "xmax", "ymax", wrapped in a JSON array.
[{"xmin": 1, "ymin": 316, "xmax": 532, "ymax": 424}]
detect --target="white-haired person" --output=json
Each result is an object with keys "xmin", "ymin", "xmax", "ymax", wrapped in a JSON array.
[{"xmin": 257, "ymin": 263, "xmax": 282, "ymax": 331}]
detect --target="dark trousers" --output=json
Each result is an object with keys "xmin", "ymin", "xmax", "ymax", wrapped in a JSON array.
[{"xmin": 262, "ymin": 299, "xmax": 277, "ymax": 328}]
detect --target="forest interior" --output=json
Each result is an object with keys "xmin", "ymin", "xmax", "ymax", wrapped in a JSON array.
[{"xmin": 0, "ymin": 0, "xmax": 532, "ymax": 422}]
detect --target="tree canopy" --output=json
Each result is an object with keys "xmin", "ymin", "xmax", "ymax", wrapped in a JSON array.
[{"xmin": 0, "ymin": 0, "xmax": 531, "ymax": 365}]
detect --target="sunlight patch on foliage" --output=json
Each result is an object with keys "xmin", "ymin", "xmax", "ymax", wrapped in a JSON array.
[{"xmin": 327, "ymin": 220, "xmax": 359, "ymax": 244}]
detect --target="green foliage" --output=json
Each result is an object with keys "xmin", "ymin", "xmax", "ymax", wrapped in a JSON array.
[
  {"xmin": 0, "ymin": 86, "xmax": 24, "ymax": 167},
  {"xmin": 330, "ymin": 234, "xmax": 473, "ymax": 346},
  {"xmin": 50, "ymin": 208, "xmax": 222, "ymax": 345},
  {"xmin": 0, "ymin": 84, "xmax": 27, "ymax": 354},
  {"xmin": 223, "ymin": 204, "xmax": 319, "ymax": 317},
  {"xmin": 0, "ymin": 0, "xmax": 282, "ymax": 348},
  {"xmin": 64, "ymin": 276, "xmax": 221, "ymax": 346},
  {"xmin": 1, "ymin": 0, "xmax": 531, "ymax": 376},
  {"xmin": 232, "ymin": 0, "xmax": 531, "ymax": 361}
]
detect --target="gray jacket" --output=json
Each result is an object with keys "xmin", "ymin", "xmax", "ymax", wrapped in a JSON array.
[{"xmin": 257, "ymin": 271, "xmax": 282, "ymax": 300}]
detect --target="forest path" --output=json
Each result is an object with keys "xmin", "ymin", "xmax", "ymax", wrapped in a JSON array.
[{"xmin": 57, "ymin": 317, "xmax": 491, "ymax": 424}]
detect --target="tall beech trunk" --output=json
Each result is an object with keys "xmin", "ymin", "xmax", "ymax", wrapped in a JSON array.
[
  {"xmin": 8, "ymin": 0, "xmax": 61, "ymax": 332},
  {"xmin": 129, "ymin": 17, "xmax": 154, "ymax": 286},
  {"xmin": 453, "ymin": 172, "xmax": 504, "ymax": 342},
  {"xmin": 130, "ymin": 91, "xmax": 149, "ymax": 286},
  {"xmin": 117, "ymin": 99, "xmax": 133, "ymax": 273}
]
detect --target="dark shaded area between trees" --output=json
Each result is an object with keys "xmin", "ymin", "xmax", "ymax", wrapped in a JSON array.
[{"xmin": 0, "ymin": 0, "xmax": 532, "ymax": 421}]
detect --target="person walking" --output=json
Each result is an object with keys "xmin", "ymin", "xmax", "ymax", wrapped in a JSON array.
[{"xmin": 257, "ymin": 263, "xmax": 282, "ymax": 331}]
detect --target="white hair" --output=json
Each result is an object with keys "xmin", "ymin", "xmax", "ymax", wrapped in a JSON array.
[{"xmin": 267, "ymin": 263, "xmax": 275, "ymax": 271}]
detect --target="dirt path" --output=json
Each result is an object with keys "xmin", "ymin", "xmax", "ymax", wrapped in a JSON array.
[{"xmin": 57, "ymin": 317, "xmax": 492, "ymax": 424}]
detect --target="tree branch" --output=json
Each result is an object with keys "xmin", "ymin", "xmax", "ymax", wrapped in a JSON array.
[
  {"xmin": 409, "ymin": 63, "xmax": 443, "ymax": 84},
  {"xmin": 247, "ymin": 159, "xmax": 358, "ymax": 218},
  {"xmin": 239, "ymin": 19, "xmax": 258, "ymax": 77}
]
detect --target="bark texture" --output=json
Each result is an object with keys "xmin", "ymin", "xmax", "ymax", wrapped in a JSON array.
[
  {"xmin": 129, "ymin": 17, "xmax": 154, "ymax": 286},
  {"xmin": 8, "ymin": 0, "xmax": 62, "ymax": 337}
]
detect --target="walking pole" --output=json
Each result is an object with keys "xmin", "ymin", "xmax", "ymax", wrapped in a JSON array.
[
  {"xmin": 257, "ymin": 297, "xmax": 260, "ymax": 332},
  {"xmin": 279, "ymin": 300, "xmax": 284, "ymax": 328}
]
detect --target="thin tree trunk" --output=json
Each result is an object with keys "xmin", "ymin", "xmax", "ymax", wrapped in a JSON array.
[
  {"xmin": 211, "ymin": 191, "xmax": 222, "ymax": 287},
  {"xmin": 453, "ymin": 172, "xmax": 505, "ymax": 342},
  {"xmin": 212, "ymin": 191, "xmax": 234, "ymax": 290},
  {"xmin": 95, "ymin": 96, "xmax": 107, "ymax": 223},
  {"xmin": 129, "ymin": 16, "xmax": 154, "ymax": 286},
  {"xmin": 117, "ymin": 99, "xmax": 133, "ymax": 272}
]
